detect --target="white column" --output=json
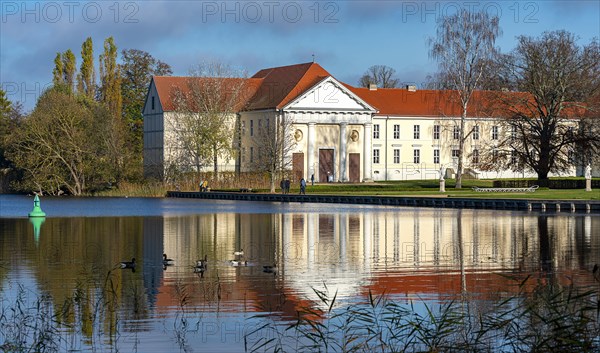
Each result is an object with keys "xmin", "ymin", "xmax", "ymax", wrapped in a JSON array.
[
  {"xmin": 339, "ymin": 214, "xmax": 347, "ymax": 265},
  {"xmin": 363, "ymin": 213, "xmax": 372, "ymax": 271},
  {"xmin": 363, "ymin": 122, "xmax": 373, "ymax": 181},
  {"xmin": 282, "ymin": 213, "xmax": 292, "ymax": 267},
  {"xmin": 307, "ymin": 213, "xmax": 316, "ymax": 269},
  {"xmin": 339, "ymin": 123, "xmax": 348, "ymax": 182},
  {"xmin": 307, "ymin": 123, "xmax": 316, "ymax": 179}
]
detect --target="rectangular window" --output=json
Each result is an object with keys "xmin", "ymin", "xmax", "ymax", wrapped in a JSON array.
[
  {"xmin": 492, "ymin": 149, "xmax": 499, "ymax": 161},
  {"xmin": 250, "ymin": 120, "xmax": 254, "ymax": 137},
  {"xmin": 373, "ymin": 149, "xmax": 380, "ymax": 164},
  {"xmin": 510, "ymin": 150, "xmax": 517, "ymax": 165},
  {"xmin": 241, "ymin": 147, "xmax": 246, "ymax": 162},
  {"xmin": 250, "ymin": 146, "xmax": 254, "ymax": 162},
  {"xmin": 413, "ymin": 149, "xmax": 420, "ymax": 164},
  {"xmin": 453, "ymin": 126, "xmax": 460, "ymax": 140},
  {"xmin": 511, "ymin": 125, "xmax": 517, "ymax": 139},
  {"xmin": 472, "ymin": 125, "xmax": 480, "ymax": 140},
  {"xmin": 433, "ymin": 149, "xmax": 440, "ymax": 164},
  {"xmin": 151, "ymin": 96, "xmax": 155, "ymax": 110},
  {"xmin": 241, "ymin": 121, "xmax": 246, "ymax": 135},
  {"xmin": 433, "ymin": 125, "xmax": 440, "ymax": 140},
  {"xmin": 492, "ymin": 126, "xmax": 499, "ymax": 140},
  {"xmin": 373, "ymin": 124, "xmax": 380, "ymax": 139},
  {"xmin": 393, "ymin": 149, "xmax": 400, "ymax": 164},
  {"xmin": 452, "ymin": 149, "xmax": 460, "ymax": 158},
  {"xmin": 568, "ymin": 149, "xmax": 576, "ymax": 164},
  {"xmin": 258, "ymin": 119, "xmax": 262, "ymax": 135},
  {"xmin": 472, "ymin": 149, "xmax": 479, "ymax": 164},
  {"xmin": 413, "ymin": 125, "xmax": 420, "ymax": 139},
  {"xmin": 393, "ymin": 125, "xmax": 400, "ymax": 139}
]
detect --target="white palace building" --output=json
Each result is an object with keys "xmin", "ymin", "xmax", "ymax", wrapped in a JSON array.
[{"xmin": 143, "ymin": 62, "xmax": 591, "ymax": 182}]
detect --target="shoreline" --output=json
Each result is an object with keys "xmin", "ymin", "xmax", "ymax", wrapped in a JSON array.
[{"xmin": 167, "ymin": 191, "xmax": 600, "ymax": 213}]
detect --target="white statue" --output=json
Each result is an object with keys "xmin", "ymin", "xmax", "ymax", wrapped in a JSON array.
[
  {"xmin": 585, "ymin": 164, "xmax": 592, "ymax": 180},
  {"xmin": 439, "ymin": 167, "xmax": 445, "ymax": 181}
]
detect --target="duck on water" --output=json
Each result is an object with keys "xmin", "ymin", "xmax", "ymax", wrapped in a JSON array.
[
  {"xmin": 120, "ymin": 258, "xmax": 136, "ymax": 269},
  {"xmin": 163, "ymin": 253, "xmax": 174, "ymax": 266}
]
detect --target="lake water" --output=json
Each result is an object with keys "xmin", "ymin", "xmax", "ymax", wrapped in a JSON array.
[{"xmin": 1, "ymin": 195, "xmax": 599, "ymax": 352}]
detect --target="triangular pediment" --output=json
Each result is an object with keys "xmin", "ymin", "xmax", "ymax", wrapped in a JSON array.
[{"xmin": 283, "ymin": 77, "xmax": 376, "ymax": 112}]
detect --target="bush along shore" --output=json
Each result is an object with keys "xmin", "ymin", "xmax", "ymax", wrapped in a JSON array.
[{"xmin": 91, "ymin": 178, "xmax": 600, "ymax": 201}]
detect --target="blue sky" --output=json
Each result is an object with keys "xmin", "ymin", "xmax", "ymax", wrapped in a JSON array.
[{"xmin": 1, "ymin": 0, "xmax": 599, "ymax": 112}]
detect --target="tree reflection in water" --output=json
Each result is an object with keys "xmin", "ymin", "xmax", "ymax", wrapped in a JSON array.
[{"xmin": 0, "ymin": 202, "xmax": 599, "ymax": 352}]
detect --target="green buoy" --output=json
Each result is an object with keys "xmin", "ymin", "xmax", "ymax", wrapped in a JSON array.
[
  {"xmin": 28, "ymin": 194, "xmax": 46, "ymax": 217},
  {"xmin": 30, "ymin": 216, "xmax": 45, "ymax": 244}
]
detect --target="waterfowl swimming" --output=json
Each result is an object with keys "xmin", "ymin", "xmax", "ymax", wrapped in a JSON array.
[
  {"xmin": 120, "ymin": 258, "xmax": 136, "ymax": 269},
  {"xmin": 262, "ymin": 264, "xmax": 277, "ymax": 273},
  {"xmin": 163, "ymin": 253, "xmax": 174, "ymax": 266},
  {"xmin": 230, "ymin": 259, "xmax": 247, "ymax": 266},
  {"xmin": 195, "ymin": 255, "xmax": 208, "ymax": 269},
  {"xmin": 233, "ymin": 249, "xmax": 244, "ymax": 256}
]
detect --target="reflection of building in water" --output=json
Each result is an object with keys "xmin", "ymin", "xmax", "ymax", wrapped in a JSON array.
[{"xmin": 152, "ymin": 211, "xmax": 600, "ymax": 315}]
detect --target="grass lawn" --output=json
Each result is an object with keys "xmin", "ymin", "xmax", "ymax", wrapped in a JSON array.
[{"xmin": 249, "ymin": 179, "xmax": 600, "ymax": 200}]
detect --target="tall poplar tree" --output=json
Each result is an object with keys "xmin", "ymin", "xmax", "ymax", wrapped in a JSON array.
[
  {"xmin": 99, "ymin": 37, "xmax": 127, "ymax": 183},
  {"xmin": 99, "ymin": 37, "xmax": 122, "ymax": 119},
  {"xmin": 52, "ymin": 53, "xmax": 64, "ymax": 86},
  {"xmin": 78, "ymin": 37, "xmax": 95, "ymax": 98},
  {"xmin": 63, "ymin": 49, "xmax": 76, "ymax": 93}
]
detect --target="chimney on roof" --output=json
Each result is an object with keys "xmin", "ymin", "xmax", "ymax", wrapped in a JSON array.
[
  {"xmin": 369, "ymin": 83, "xmax": 377, "ymax": 91},
  {"xmin": 406, "ymin": 85, "xmax": 417, "ymax": 92}
]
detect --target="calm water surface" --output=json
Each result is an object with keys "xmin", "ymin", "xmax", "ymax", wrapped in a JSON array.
[{"xmin": 1, "ymin": 195, "xmax": 599, "ymax": 352}]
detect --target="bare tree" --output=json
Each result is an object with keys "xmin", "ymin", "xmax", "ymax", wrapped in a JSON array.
[
  {"xmin": 480, "ymin": 31, "xmax": 600, "ymax": 185},
  {"xmin": 171, "ymin": 62, "xmax": 249, "ymax": 180},
  {"xmin": 429, "ymin": 9, "xmax": 500, "ymax": 188},
  {"xmin": 248, "ymin": 115, "xmax": 296, "ymax": 193},
  {"xmin": 6, "ymin": 88, "xmax": 112, "ymax": 195},
  {"xmin": 358, "ymin": 65, "xmax": 399, "ymax": 88}
]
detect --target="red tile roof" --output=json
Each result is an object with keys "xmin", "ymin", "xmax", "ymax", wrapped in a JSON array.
[
  {"xmin": 247, "ymin": 62, "xmax": 332, "ymax": 110},
  {"xmin": 347, "ymin": 86, "xmax": 509, "ymax": 118},
  {"xmin": 152, "ymin": 63, "xmax": 589, "ymax": 119},
  {"xmin": 153, "ymin": 76, "xmax": 263, "ymax": 112},
  {"xmin": 152, "ymin": 62, "xmax": 332, "ymax": 112}
]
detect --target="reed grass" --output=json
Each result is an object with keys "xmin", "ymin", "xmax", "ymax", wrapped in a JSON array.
[
  {"xmin": 2, "ymin": 270, "xmax": 598, "ymax": 352},
  {"xmin": 245, "ymin": 273, "xmax": 600, "ymax": 353}
]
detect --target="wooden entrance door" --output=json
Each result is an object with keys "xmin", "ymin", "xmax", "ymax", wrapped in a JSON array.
[
  {"xmin": 319, "ymin": 149, "xmax": 334, "ymax": 182},
  {"xmin": 349, "ymin": 153, "xmax": 360, "ymax": 182},
  {"xmin": 292, "ymin": 153, "xmax": 304, "ymax": 182}
]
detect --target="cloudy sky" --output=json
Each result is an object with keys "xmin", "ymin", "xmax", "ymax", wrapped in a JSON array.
[{"xmin": 1, "ymin": 0, "xmax": 599, "ymax": 112}]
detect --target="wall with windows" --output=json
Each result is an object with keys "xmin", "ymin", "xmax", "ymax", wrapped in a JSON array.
[
  {"xmin": 369, "ymin": 115, "xmax": 577, "ymax": 181},
  {"xmin": 238, "ymin": 110, "xmax": 280, "ymax": 172}
]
